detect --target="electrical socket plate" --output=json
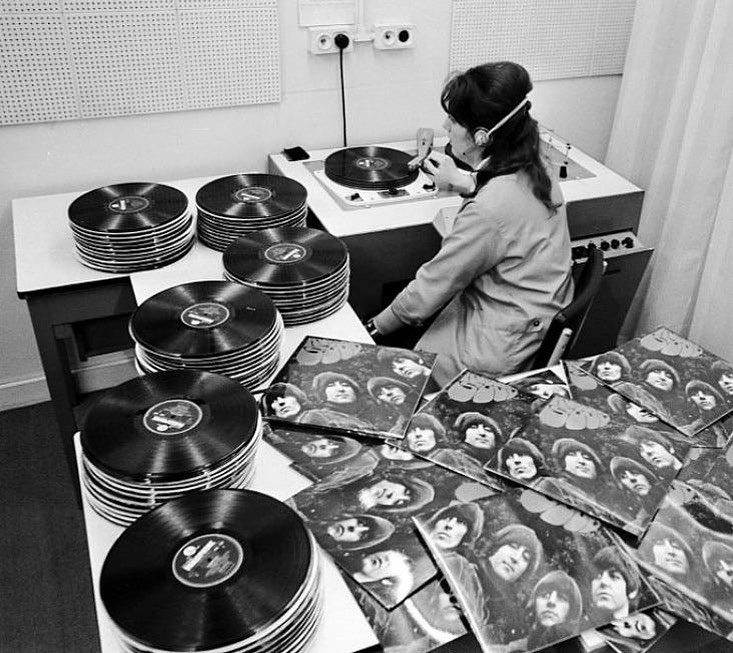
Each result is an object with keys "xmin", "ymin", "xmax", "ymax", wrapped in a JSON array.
[
  {"xmin": 373, "ymin": 23, "xmax": 415, "ymax": 50},
  {"xmin": 308, "ymin": 26, "xmax": 355, "ymax": 54}
]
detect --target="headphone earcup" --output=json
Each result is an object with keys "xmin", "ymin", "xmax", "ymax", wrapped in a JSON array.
[{"xmin": 474, "ymin": 130, "xmax": 489, "ymax": 146}]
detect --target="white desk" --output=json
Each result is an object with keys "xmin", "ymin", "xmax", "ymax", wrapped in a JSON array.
[{"xmin": 75, "ymin": 436, "xmax": 379, "ymax": 653}]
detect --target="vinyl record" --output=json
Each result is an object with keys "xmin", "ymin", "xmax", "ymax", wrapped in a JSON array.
[
  {"xmin": 324, "ymin": 146, "xmax": 419, "ymax": 190},
  {"xmin": 223, "ymin": 227, "xmax": 348, "ymax": 286},
  {"xmin": 100, "ymin": 489, "xmax": 313, "ymax": 651},
  {"xmin": 196, "ymin": 174, "xmax": 307, "ymax": 220},
  {"xmin": 130, "ymin": 281, "xmax": 278, "ymax": 358},
  {"xmin": 81, "ymin": 370, "xmax": 258, "ymax": 480},
  {"xmin": 68, "ymin": 183, "xmax": 189, "ymax": 232}
]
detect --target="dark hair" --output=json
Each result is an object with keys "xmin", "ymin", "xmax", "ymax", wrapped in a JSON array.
[
  {"xmin": 440, "ymin": 61, "xmax": 559, "ymax": 214},
  {"xmin": 592, "ymin": 546, "xmax": 641, "ymax": 600}
]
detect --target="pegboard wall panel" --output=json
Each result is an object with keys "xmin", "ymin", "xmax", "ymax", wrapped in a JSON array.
[
  {"xmin": 0, "ymin": 0, "xmax": 281, "ymax": 126},
  {"xmin": 449, "ymin": 0, "xmax": 636, "ymax": 80}
]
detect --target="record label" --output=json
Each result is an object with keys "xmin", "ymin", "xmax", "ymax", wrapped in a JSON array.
[
  {"xmin": 355, "ymin": 155, "xmax": 389, "ymax": 171},
  {"xmin": 180, "ymin": 302, "xmax": 230, "ymax": 329},
  {"xmin": 234, "ymin": 186, "xmax": 273, "ymax": 203},
  {"xmin": 142, "ymin": 399, "xmax": 203, "ymax": 435},
  {"xmin": 264, "ymin": 243, "xmax": 308, "ymax": 264},
  {"xmin": 172, "ymin": 533, "xmax": 243, "ymax": 588},
  {"xmin": 109, "ymin": 195, "xmax": 150, "ymax": 214}
]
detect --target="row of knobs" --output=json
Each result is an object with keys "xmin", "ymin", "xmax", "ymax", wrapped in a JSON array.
[{"xmin": 572, "ymin": 236, "xmax": 634, "ymax": 259}]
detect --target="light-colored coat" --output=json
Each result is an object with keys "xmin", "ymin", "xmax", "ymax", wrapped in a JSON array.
[{"xmin": 376, "ymin": 170, "xmax": 574, "ymax": 386}]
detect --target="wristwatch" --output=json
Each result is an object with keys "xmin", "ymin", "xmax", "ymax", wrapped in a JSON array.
[{"xmin": 364, "ymin": 319, "xmax": 379, "ymax": 338}]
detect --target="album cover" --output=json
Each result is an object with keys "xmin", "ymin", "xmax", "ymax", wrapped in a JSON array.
[
  {"xmin": 413, "ymin": 488, "xmax": 658, "ymax": 653},
  {"xmin": 565, "ymin": 361, "xmax": 730, "ymax": 448},
  {"xmin": 483, "ymin": 394, "xmax": 688, "ymax": 537},
  {"xmin": 262, "ymin": 337, "xmax": 436, "ymax": 439},
  {"xmin": 289, "ymin": 446, "xmax": 497, "ymax": 609},
  {"xmin": 387, "ymin": 370, "xmax": 536, "ymax": 490},
  {"xmin": 509, "ymin": 368, "xmax": 572, "ymax": 406},
  {"xmin": 263, "ymin": 424, "xmax": 434, "ymax": 485},
  {"xmin": 629, "ymin": 479, "xmax": 733, "ymax": 638},
  {"xmin": 677, "ymin": 444, "xmax": 733, "ymax": 506},
  {"xmin": 342, "ymin": 572, "xmax": 470, "ymax": 652},
  {"xmin": 579, "ymin": 327, "xmax": 733, "ymax": 437},
  {"xmin": 590, "ymin": 609, "xmax": 676, "ymax": 653}
]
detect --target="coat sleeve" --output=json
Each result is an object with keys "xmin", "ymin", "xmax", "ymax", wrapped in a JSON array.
[{"xmin": 373, "ymin": 197, "xmax": 509, "ymax": 333}]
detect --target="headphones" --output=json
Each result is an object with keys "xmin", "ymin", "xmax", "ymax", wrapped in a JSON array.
[{"xmin": 472, "ymin": 97, "xmax": 530, "ymax": 148}]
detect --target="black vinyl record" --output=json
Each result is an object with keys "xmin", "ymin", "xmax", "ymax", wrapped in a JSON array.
[
  {"xmin": 130, "ymin": 281, "xmax": 278, "ymax": 358},
  {"xmin": 100, "ymin": 489, "xmax": 312, "ymax": 651},
  {"xmin": 196, "ymin": 174, "xmax": 307, "ymax": 219},
  {"xmin": 324, "ymin": 146, "xmax": 419, "ymax": 190},
  {"xmin": 68, "ymin": 183, "xmax": 188, "ymax": 232},
  {"xmin": 81, "ymin": 370, "xmax": 258, "ymax": 480},
  {"xmin": 223, "ymin": 227, "xmax": 348, "ymax": 286}
]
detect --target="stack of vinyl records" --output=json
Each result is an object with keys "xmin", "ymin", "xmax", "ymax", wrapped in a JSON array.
[
  {"xmin": 196, "ymin": 174, "xmax": 308, "ymax": 251},
  {"xmin": 80, "ymin": 371, "xmax": 262, "ymax": 526},
  {"xmin": 324, "ymin": 145, "xmax": 419, "ymax": 189},
  {"xmin": 223, "ymin": 226, "xmax": 350, "ymax": 326},
  {"xmin": 68, "ymin": 183, "xmax": 194, "ymax": 273},
  {"xmin": 130, "ymin": 281, "xmax": 283, "ymax": 391},
  {"xmin": 100, "ymin": 489, "xmax": 323, "ymax": 653}
]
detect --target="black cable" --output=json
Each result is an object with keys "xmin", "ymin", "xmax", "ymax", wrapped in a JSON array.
[{"xmin": 338, "ymin": 47, "xmax": 347, "ymax": 147}]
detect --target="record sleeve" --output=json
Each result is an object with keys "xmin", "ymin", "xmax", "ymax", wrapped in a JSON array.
[
  {"xmin": 289, "ymin": 439, "xmax": 498, "ymax": 609},
  {"xmin": 590, "ymin": 608, "xmax": 677, "ymax": 653},
  {"xmin": 578, "ymin": 327, "xmax": 733, "ymax": 437},
  {"xmin": 324, "ymin": 146, "xmax": 419, "ymax": 190},
  {"xmin": 386, "ymin": 370, "xmax": 537, "ymax": 491},
  {"xmin": 100, "ymin": 489, "xmax": 316, "ymax": 651},
  {"xmin": 413, "ymin": 488, "xmax": 658, "ymax": 653},
  {"xmin": 483, "ymin": 393, "xmax": 690, "ymax": 538},
  {"xmin": 626, "ymin": 480, "xmax": 733, "ymax": 640},
  {"xmin": 564, "ymin": 361, "xmax": 730, "ymax": 449},
  {"xmin": 261, "ymin": 338, "xmax": 436, "ymax": 439}
]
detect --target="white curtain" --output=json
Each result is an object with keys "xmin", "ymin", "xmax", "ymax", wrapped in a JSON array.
[{"xmin": 605, "ymin": 0, "xmax": 733, "ymax": 361}]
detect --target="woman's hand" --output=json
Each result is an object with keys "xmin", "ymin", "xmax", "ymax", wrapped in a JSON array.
[{"xmin": 422, "ymin": 150, "xmax": 475, "ymax": 194}]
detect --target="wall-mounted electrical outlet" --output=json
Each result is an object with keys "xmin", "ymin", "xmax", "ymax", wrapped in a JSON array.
[
  {"xmin": 373, "ymin": 23, "xmax": 414, "ymax": 50},
  {"xmin": 308, "ymin": 26, "xmax": 354, "ymax": 55}
]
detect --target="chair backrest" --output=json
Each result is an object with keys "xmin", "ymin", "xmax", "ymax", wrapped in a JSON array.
[{"xmin": 531, "ymin": 247, "xmax": 605, "ymax": 368}]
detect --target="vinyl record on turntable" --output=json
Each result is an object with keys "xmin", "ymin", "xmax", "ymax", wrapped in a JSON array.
[
  {"xmin": 81, "ymin": 370, "xmax": 259, "ymax": 480},
  {"xmin": 100, "ymin": 489, "xmax": 322, "ymax": 653},
  {"xmin": 130, "ymin": 281, "xmax": 278, "ymax": 359},
  {"xmin": 324, "ymin": 145, "xmax": 419, "ymax": 190}
]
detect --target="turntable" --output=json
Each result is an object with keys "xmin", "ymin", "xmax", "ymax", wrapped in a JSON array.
[{"xmin": 312, "ymin": 145, "xmax": 439, "ymax": 208}]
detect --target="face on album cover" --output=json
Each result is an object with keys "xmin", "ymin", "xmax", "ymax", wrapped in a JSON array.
[
  {"xmin": 508, "ymin": 368, "xmax": 572, "ymax": 405},
  {"xmin": 413, "ymin": 488, "xmax": 658, "ymax": 653},
  {"xmin": 629, "ymin": 479, "xmax": 733, "ymax": 635},
  {"xmin": 261, "ymin": 337, "xmax": 436, "ymax": 438},
  {"xmin": 388, "ymin": 370, "xmax": 536, "ymax": 490},
  {"xmin": 578, "ymin": 327, "xmax": 733, "ymax": 437},
  {"xmin": 589, "ymin": 608, "xmax": 676, "ymax": 653},
  {"xmin": 342, "ymin": 572, "xmax": 469, "ymax": 653},
  {"xmin": 564, "ymin": 361, "xmax": 731, "ymax": 449},
  {"xmin": 483, "ymin": 394, "xmax": 689, "ymax": 537},
  {"xmin": 288, "ymin": 444, "xmax": 498, "ymax": 610}
]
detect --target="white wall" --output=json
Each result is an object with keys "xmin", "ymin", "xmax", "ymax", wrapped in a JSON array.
[{"xmin": 0, "ymin": 0, "xmax": 622, "ymax": 408}]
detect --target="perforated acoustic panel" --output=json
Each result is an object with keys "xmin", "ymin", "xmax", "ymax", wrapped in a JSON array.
[
  {"xmin": 449, "ymin": 0, "xmax": 636, "ymax": 80},
  {"xmin": 0, "ymin": 0, "xmax": 281, "ymax": 126}
]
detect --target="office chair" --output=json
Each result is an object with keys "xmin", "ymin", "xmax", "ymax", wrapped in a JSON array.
[{"xmin": 531, "ymin": 247, "xmax": 606, "ymax": 368}]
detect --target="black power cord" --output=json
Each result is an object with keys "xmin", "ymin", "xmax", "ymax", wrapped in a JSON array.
[{"xmin": 334, "ymin": 33, "xmax": 350, "ymax": 147}]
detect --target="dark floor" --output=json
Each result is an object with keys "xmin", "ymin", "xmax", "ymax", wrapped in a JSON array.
[{"xmin": 2, "ymin": 400, "xmax": 733, "ymax": 653}]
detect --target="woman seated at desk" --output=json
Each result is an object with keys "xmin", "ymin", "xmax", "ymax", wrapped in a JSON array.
[{"xmin": 367, "ymin": 61, "xmax": 574, "ymax": 387}]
